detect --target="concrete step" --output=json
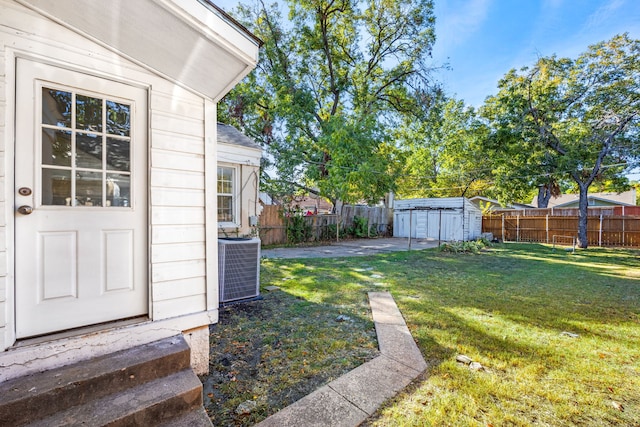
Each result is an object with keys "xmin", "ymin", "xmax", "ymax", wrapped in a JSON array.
[
  {"xmin": 27, "ymin": 369, "xmax": 204, "ymax": 427},
  {"xmin": 0, "ymin": 335, "xmax": 192, "ymax": 426},
  {"xmin": 157, "ymin": 407, "xmax": 213, "ymax": 427}
]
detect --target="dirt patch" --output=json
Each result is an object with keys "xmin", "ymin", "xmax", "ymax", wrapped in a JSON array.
[{"xmin": 200, "ymin": 289, "xmax": 379, "ymax": 426}]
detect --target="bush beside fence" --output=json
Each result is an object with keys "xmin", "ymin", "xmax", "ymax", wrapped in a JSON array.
[{"xmin": 483, "ymin": 214, "xmax": 640, "ymax": 247}]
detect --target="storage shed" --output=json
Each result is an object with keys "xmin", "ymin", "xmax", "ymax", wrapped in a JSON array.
[{"xmin": 393, "ymin": 197, "xmax": 482, "ymax": 241}]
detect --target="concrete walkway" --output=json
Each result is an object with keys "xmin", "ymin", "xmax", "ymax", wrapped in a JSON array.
[
  {"xmin": 255, "ymin": 292, "xmax": 427, "ymax": 427},
  {"xmin": 261, "ymin": 237, "xmax": 440, "ymax": 259}
]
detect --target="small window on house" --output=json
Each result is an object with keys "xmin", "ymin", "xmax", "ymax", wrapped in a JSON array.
[{"xmin": 217, "ymin": 166, "xmax": 236, "ymax": 224}]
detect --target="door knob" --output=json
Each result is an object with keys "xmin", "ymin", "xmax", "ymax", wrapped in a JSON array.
[{"xmin": 17, "ymin": 205, "xmax": 33, "ymax": 215}]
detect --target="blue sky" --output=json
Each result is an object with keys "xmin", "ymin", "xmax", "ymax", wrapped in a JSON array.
[
  {"xmin": 432, "ymin": 0, "xmax": 640, "ymax": 107},
  {"xmin": 216, "ymin": 0, "xmax": 640, "ymax": 106},
  {"xmin": 215, "ymin": 0, "xmax": 640, "ymax": 180}
]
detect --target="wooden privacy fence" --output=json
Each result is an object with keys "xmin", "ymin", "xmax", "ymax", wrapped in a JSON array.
[
  {"xmin": 258, "ymin": 205, "xmax": 393, "ymax": 246},
  {"xmin": 483, "ymin": 214, "xmax": 640, "ymax": 247},
  {"xmin": 492, "ymin": 206, "xmax": 640, "ymax": 217}
]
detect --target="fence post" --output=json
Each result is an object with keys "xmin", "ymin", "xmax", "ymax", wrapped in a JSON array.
[
  {"xmin": 546, "ymin": 215, "xmax": 549, "ymax": 243},
  {"xmin": 622, "ymin": 216, "xmax": 625, "ymax": 246},
  {"xmin": 517, "ymin": 215, "xmax": 520, "ymax": 242},
  {"xmin": 438, "ymin": 209, "xmax": 442, "ymax": 246},
  {"xmin": 285, "ymin": 216, "xmax": 289, "ymax": 244},
  {"xmin": 599, "ymin": 214, "xmax": 603, "ymax": 247},
  {"xmin": 408, "ymin": 209, "xmax": 413, "ymax": 250},
  {"xmin": 501, "ymin": 215, "xmax": 505, "ymax": 242}
]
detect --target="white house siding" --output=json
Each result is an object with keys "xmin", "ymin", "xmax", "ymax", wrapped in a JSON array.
[
  {"xmin": 149, "ymin": 91, "xmax": 210, "ymax": 320},
  {"xmin": 394, "ymin": 197, "xmax": 483, "ymax": 241},
  {"xmin": 0, "ymin": 1, "xmax": 217, "ymax": 360}
]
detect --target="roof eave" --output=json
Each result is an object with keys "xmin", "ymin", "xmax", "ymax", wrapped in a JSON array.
[{"xmin": 16, "ymin": 0, "xmax": 260, "ymax": 100}]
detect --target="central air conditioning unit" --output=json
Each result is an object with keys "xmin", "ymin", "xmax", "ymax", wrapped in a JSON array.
[{"xmin": 218, "ymin": 237, "xmax": 261, "ymax": 304}]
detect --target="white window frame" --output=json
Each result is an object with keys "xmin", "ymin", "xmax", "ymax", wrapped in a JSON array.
[{"xmin": 217, "ymin": 164, "xmax": 239, "ymax": 227}]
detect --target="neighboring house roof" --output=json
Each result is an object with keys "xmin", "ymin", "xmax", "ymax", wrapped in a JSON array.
[
  {"xmin": 259, "ymin": 192, "xmax": 276, "ymax": 205},
  {"xmin": 469, "ymin": 196, "xmax": 534, "ymax": 211},
  {"xmin": 217, "ymin": 123, "xmax": 262, "ymax": 151},
  {"xmin": 531, "ymin": 190, "xmax": 637, "ymax": 208},
  {"xmin": 292, "ymin": 195, "xmax": 333, "ymax": 213},
  {"xmin": 512, "ymin": 202, "xmax": 535, "ymax": 209}
]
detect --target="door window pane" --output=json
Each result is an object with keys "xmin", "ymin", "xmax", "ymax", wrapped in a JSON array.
[
  {"xmin": 76, "ymin": 133, "xmax": 103, "ymax": 169},
  {"xmin": 42, "ymin": 129, "xmax": 72, "ymax": 167},
  {"xmin": 76, "ymin": 95, "xmax": 103, "ymax": 132},
  {"xmin": 107, "ymin": 174, "xmax": 130, "ymax": 207},
  {"xmin": 106, "ymin": 138, "xmax": 130, "ymax": 171},
  {"xmin": 42, "ymin": 169, "xmax": 71, "ymax": 206},
  {"xmin": 76, "ymin": 171, "xmax": 103, "ymax": 206},
  {"xmin": 107, "ymin": 101, "xmax": 130, "ymax": 136},
  {"xmin": 42, "ymin": 88, "xmax": 71, "ymax": 128}
]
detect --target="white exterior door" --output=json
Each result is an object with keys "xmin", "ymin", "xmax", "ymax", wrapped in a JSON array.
[{"xmin": 15, "ymin": 59, "xmax": 148, "ymax": 338}]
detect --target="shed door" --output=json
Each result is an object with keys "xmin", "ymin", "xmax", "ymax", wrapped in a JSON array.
[
  {"xmin": 415, "ymin": 212, "xmax": 427, "ymax": 238},
  {"xmin": 427, "ymin": 211, "xmax": 440, "ymax": 239},
  {"xmin": 441, "ymin": 212, "xmax": 462, "ymax": 241},
  {"xmin": 15, "ymin": 59, "xmax": 148, "ymax": 338}
]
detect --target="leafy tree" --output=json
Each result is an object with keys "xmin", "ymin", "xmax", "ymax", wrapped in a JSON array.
[
  {"xmin": 482, "ymin": 91, "xmax": 567, "ymax": 208},
  {"xmin": 396, "ymin": 93, "xmax": 492, "ymax": 198},
  {"xmin": 482, "ymin": 34, "xmax": 640, "ymax": 248},
  {"xmin": 218, "ymin": 0, "xmax": 437, "ymax": 206}
]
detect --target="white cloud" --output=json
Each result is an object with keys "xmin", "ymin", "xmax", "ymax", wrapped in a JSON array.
[
  {"xmin": 545, "ymin": 0, "xmax": 638, "ymax": 61},
  {"xmin": 584, "ymin": 0, "xmax": 625, "ymax": 31},
  {"xmin": 435, "ymin": 0, "xmax": 493, "ymax": 52}
]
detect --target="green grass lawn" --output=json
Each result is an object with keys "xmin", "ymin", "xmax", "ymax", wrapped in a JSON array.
[{"xmin": 261, "ymin": 243, "xmax": 640, "ymax": 426}]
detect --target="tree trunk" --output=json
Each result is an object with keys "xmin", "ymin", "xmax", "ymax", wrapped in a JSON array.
[
  {"xmin": 537, "ymin": 185, "xmax": 553, "ymax": 208},
  {"xmin": 577, "ymin": 183, "xmax": 589, "ymax": 248}
]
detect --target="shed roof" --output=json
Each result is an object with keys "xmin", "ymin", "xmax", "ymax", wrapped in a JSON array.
[
  {"xmin": 394, "ymin": 197, "xmax": 481, "ymax": 213},
  {"xmin": 217, "ymin": 123, "xmax": 261, "ymax": 151}
]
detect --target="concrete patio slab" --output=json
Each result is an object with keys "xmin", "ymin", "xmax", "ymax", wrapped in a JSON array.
[
  {"xmin": 261, "ymin": 238, "xmax": 440, "ymax": 259},
  {"xmin": 254, "ymin": 291, "xmax": 427, "ymax": 427}
]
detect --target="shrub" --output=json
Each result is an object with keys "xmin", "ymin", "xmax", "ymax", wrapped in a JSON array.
[
  {"xmin": 351, "ymin": 216, "xmax": 369, "ymax": 238},
  {"xmin": 285, "ymin": 210, "xmax": 313, "ymax": 243},
  {"xmin": 321, "ymin": 223, "xmax": 349, "ymax": 240},
  {"xmin": 439, "ymin": 238, "xmax": 490, "ymax": 254}
]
